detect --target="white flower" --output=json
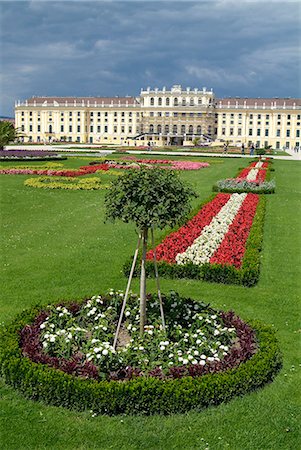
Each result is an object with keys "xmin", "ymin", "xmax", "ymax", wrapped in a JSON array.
[
  {"xmin": 160, "ymin": 346, "xmax": 165, "ymax": 351},
  {"xmin": 200, "ymin": 354, "xmax": 206, "ymax": 359},
  {"xmin": 125, "ymin": 311, "xmax": 131, "ymax": 317},
  {"xmin": 40, "ymin": 323, "xmax": 46, "ymax": 329},
  {"xmin": 182, "ymin": 359, "xmax": 188, "ymax": 365},
  {"xmin": 199, "ymin": 360, "xmax": 206, "ymax": 366},
  {"xmin": 102, "ymin": 349, "xmax": 109, "ymax": 356}
]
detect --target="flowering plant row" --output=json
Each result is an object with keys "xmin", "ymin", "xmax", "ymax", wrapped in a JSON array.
[
  {"xmin": 0, "ymin": 296, "xmax": 282, "ymax": 414},
  {"xmin": 0, "ymin": 149, "xmax": 66, "ymax": 161},
  {"xmin": 125, "ymin": 193, "xmax": 266, "ymax": 286},
  {"xmin": 122, "ymin": 157, "xmax": 210, "ymax": 170},
  {"xmin": 0, "ymin": 158, "xmax": 209, "ymax": 177},
  {"xmin": 24, "ymin": 176, "xmax": 109, "ymax": 191},
  {"xmin": 213, "ymin": 160, "xmax": 275, "ymax": 194}
]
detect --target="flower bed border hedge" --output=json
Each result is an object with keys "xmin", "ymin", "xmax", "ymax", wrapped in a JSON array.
[
  {"xmin": 0, "ymin": 305, "xmax": 281, "ymax": 415},
  {"xmin": 124, "ymin": 194, "xmax": 266, "ymax": 286}
]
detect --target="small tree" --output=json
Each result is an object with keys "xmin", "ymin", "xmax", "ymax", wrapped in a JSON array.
[
  {"xmin": 105, "ymin": 167, "xmax": 197, "ymax": 334},
  {"xmin": 192, "ymin": 137, "xmax": 200, "ymax": 147},
  {"xmin": 0, "ymin": 121, "xmax": 21, "ymax": 150}
]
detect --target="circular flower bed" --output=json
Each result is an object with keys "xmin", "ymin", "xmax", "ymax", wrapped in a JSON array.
[{"xmin": 0, "ymin": 292, "xmax": 282, "ymax": 415}]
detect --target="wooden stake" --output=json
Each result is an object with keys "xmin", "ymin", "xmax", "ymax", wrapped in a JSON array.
[
  {"xmin": 113, "ymin": 233, "xmax": 141, "ymax": 350},
  {"xmin": 151, "ymin": 225, "xmax": 166, "ymax": 331},
  {"xmin": 139, "ymin": 227, "xmax": 148, "ymax": 335}
]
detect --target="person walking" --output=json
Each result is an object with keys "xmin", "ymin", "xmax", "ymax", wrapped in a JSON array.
[
  {"xmin": 249, "ymin": 143, "xmax": 255, "ymax": 156},
  {"xmin": 241, "ymin": 143, "xmax": 245, "ymax": 155}
]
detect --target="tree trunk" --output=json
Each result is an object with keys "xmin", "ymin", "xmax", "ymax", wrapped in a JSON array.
[{"xmin": 139, "ymin": 227, "xmax": 148, "ymax": 335}]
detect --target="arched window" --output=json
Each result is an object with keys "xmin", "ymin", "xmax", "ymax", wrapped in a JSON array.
[
  {"xmin": 150, "ymin": 97, "xmax": 154, "ymax": 106},
  {"xmin": 157, "ymin": 125, "xmax": 162, "ymax": 134},
  {"xmin": 197, "ymin": 125, "xmax": 202, "ymax": 134},
  {"xmin": 165, "ymin": 125, "xmax": 169, "ymax": 134},
  {"xmin": 190, "ymin": 98, "xmax": 194, "ymax": 106},
  {"xmin": 198, "ymin": 98, "xmax": 202, "ymax": 105},
  {"xmin": 173, "ymin": 125, "xmax": 177, "ymax": 134},
  {"xmin": 188, "ymin": 125, "xmax": 193, "ymax": 134},
  {"xmin": 174, "ymin": 97, "xmax": 178, "ymax": 106},
  {"xmin": 49, "ymin": 125, "xmax": 52, "ymax": 133},
  {"xmin": 158, "ymin": 97, "xmax": 162, "ymax": 106},
  {"xmin": 181, "ymin": 125, "xmax": 186, "ymax": 134},
  {"xmin": 149, "ymin": 124, "xmax": 154, "ymax": 133},
  {"xmin": 166, "ymin": 98, "xmax": 170, "ymax": 106},
  {"xmin": 182, "ymin": 98, "xmax": 186, "ymax": 106}
]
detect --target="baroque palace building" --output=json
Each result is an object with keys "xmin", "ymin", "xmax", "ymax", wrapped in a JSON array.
[{"xmin": 15, "ymin": 85, "xmax": 301, "ymax": 149}]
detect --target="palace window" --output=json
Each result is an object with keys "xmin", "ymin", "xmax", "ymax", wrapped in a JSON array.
[
  {"xmin": 38, "ymin": 125, "xmax": 41, "ymax": 132},
  {"xmin": 166, "ymin": 98, "xmax": 170, "ymax": 106},
  {"xmin": 276, "ymin": 130, "xmax": 280, "ymax": 137},
  {"xmin": 149, "ymin": 124, "xmax": 154, "ymax": 132},
  {"xmin": 60, "ymin": 125, "xmax": 64, "ymax": 132},
  {"xmin": 90, "ymin": 126, "xmax": 93, "ymax": 132},
  {"xmin": 222, "ymin": 128, "xmax": 225, "ymax": 135},
  {"xmin": 265, "ymin": 129, "xmax": 269, "ymax": 137},
  {"xmin": 257, "ymin": 129, "xmax": 261, "ymax": 136},
  {"xmin": 150, "ymin": 97, "xmax": 154, "ymax": 106},
  {"xmin": 157, "ymin": 125, "xmax": 162, "ymax": 134},
  {"xmin": 197, "ymin": 125, "xmax": 201, "ymax": 134},
  {"xmin": 230, "ymin": 128, "xmax": 234, "ymax": 135},
  {"xmin": 286, "ymin": 130, "xmax": 290, "ymax": 137},
  {"xmin": 77, "ymin": 126, "xmax": 80, "ymax": 132},
  {"xmin": 174, "ymin": 98, "xmax": 178, "ymax": 106},
  {"xmin": 69, "ymin": 125, "xmax": 72, "ymax": 132},
  {"xmin": 188, "ymin": 125, "xmax": 193, "ymax": 133},
  {"xmin": 97, "ymin": 126, "xmax": 101, "ymax": 132},
  {"xmin": 238, "ymin": 128, "xmax": 242, "ymax": 136},
  {"xmin": 172, "ymin": 125, "xmax": 177, "ymax": 134},
  {"xmin": 158, "ymin": 97, "xmax": 162, "ymax": 106},
  {"xmin": 29, "ymin": 125, "xmax": 32, "ymax": 132},
  {"xmin": 249, "ymin": 129, "xmax": 253, "ymax": 136},
  {"xmin": 165, "ymin": 125, "xmax": 169, "ymax": 133},
  {"xmin": 181, "ymin": 125, "xmax": 186, "ymax": 134},
  {"xmin": 296, "ymin": 130, "xmax": 300, "ymax": 138},
  {"xmin": 114, "ymin": 126, "xmax": 117, "ymax": 133}
]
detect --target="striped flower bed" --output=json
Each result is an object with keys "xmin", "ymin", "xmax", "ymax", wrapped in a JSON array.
[
  {"xmin": 138, "ymin": 192, "xmax": 265, "ymax": 286},
  {"xmin": 237, "ymin": 161, "xmax": 268, "ymax": 183},
  {"xmin": 213, "ymin": 160, "xmax": 275, "ymax": 194}
]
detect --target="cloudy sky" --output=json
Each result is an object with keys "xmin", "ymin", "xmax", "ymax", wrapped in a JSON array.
[{"xmin": 1, "ymin": 0, "xmax": 300, "ymax": 116}]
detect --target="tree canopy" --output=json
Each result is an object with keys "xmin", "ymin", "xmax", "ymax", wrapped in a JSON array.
[
  {"xmin": 105, "ymin": 167, "xmax": 197, "ymax": 230},
  {"xmin": 0, "ymin": 121, "xmax": 19, "ymax": 150}
]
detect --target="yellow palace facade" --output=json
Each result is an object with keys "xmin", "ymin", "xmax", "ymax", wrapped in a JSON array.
[{"xmin": 15, "ymin": 85, "xmax": 301, "ymax": 149}]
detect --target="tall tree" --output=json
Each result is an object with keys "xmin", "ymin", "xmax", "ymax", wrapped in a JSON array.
[
  {"xmin": 0, "ymin": 121, "xmax": 20, "ymax": 150},
  {"xmin": 105, "ymin": 166, "xmax": 197, "ymax": 334}
]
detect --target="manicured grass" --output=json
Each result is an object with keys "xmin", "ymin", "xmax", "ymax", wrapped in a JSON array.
[{"xmin": 0, "ymin": 156, "xmax": 300, "ymax": 449}]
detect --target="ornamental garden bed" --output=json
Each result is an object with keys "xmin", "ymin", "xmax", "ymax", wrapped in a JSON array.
[
  {"xmin": 125, "ymin": 192, "xmax": 266, "ymax": 286},
  {"xmin": 24, "ymin": 176, "xmax": 109, "ymax": 190},
  {"xmin": 0, "ymin": 149, "xmax": 66, "ymax": 161},
  {"xmin": 0, "ymin": 292, "xmax": 281, "ymax": 415},
  {"xmin": 213, "ymin": 160, "xmax": 276, "ymax": 194},
  {"xmin": 0, "ymin": 158, "xmax": 209, "ymax": 177}
]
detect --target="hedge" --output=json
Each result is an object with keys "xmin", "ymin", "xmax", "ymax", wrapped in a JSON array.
[
  {"xmin": 124, "ymin": 195, "xmax": 266, "ymax": 287},
  {"xmin": 0, "ymin": 306, "xmax": 282, "ymax": 415}
]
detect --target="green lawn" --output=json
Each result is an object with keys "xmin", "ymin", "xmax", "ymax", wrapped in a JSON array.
[{"xmin": 0, "ymin": 156, "xmax": 300, "ymax": 450}]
